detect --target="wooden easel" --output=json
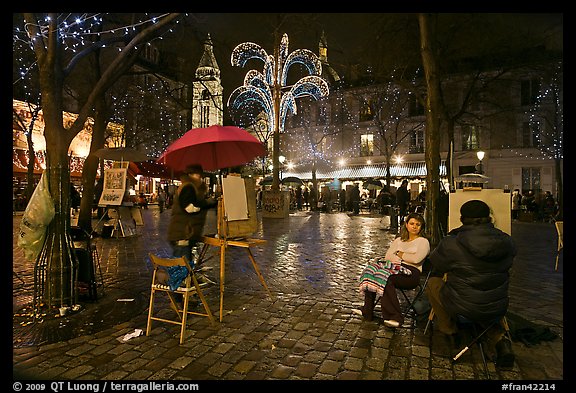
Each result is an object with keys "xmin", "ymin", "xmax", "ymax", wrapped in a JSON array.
[{"xmin": 197, "ymin": 177, "xmax": 272, "ymax": 322}]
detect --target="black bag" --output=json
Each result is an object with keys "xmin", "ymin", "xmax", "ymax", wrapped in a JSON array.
[{"xmin": 412, "ymin": 295, "xmax": 431, "ymax": 315}]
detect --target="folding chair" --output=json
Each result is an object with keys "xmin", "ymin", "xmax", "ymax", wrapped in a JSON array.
[
  {"xmin": 451, "ymin": 315, "xmax": 513, "ymax": 379},
  {"xmin": 399, "ymin": 257, "xmax": 432, "ymax": 321},
  {"xmin": 555, "ymin": 220, "xmax": 563, "ymax": 271},
  {"xmin": 372, "ymin": 257, "xmax": 432, "ymax": 327},
  {"xmin": 146, "ymin": 253, "xmax": 215, "ymax": 344},
  {"xmin": 423, "ymin": 273, "xmax": 512, "ymax": 379}
]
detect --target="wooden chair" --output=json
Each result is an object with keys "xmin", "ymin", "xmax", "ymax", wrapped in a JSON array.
[
  {"xmin": 555, "ymin": 221, "xmax": 563, "ymax": 271},
  {"xmin": 146, "ymin": 253, "xmax": 215, "ymax": 344}
]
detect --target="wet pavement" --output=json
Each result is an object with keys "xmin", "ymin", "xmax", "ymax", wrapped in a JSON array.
[{"xmin": 12, "ymin": 206, "xmax": 563, "ymax": 382}]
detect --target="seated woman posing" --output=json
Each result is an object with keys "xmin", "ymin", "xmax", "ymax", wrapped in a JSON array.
[{"xmin": 358, "ymin": 212, "xmax": 430, "ymax": 327}]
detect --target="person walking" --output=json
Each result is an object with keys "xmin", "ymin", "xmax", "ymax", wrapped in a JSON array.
[
  {"xmin": 350, "ymin": 183, "xmax": 361, "ymax": 215},
  {"xmin": 511, "ymin": 189, "xmax": 521, "ymax": 220},
  {"xmin": 396, "ymin": 179, "xmax": 410, "ymax": 223},
  {"xmin": 302, "ymin": 187, "xmax": 309, "ymax": 210},
  {"xmin": 358, "ymin": 212, "xmax": 430, "ymax": 327},
  {"xmin": 295, "ymin": 186, "xmax": 302, "ymax": 210},
  {"xmin": 425, "ymin": 199, "xmax": 517, "ymax": 369},
  {"xmin": 157, "ymin": 188, "xmax": 166, "ymax": 213},
  {"xmin": 339, "ymin": 188, "xmax": 347, "ymax": 212}
]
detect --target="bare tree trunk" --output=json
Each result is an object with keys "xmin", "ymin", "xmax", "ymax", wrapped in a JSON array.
[
  {"xmin": 22, "ymin": 12, "xmax": 181, "ymax": 307},
  {"xmin": 419, "ymin": 13, "xmax": 443, "ymax": 247},
  {"xmin": 78, "ymin": 99, "xmax": 108, "ymax": 232}
]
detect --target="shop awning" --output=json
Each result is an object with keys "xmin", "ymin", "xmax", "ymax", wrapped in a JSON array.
[
  {"xmin": 283, "ymin": 161, "xmax": 446, "ymax": 181},
  {"xmin": 128, "ymin": 161, "xmax": 174, "ymax": 179}
]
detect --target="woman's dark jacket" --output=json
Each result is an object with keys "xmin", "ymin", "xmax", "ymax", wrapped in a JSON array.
[{"xmin": 429, "ymin": 223, "xmax": 516, "ymax": 323}]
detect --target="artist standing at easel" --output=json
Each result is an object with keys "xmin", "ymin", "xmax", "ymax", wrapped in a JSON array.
[{"xmin": 168, "ymin": 164, "xmax": 217, "ymax": 267}]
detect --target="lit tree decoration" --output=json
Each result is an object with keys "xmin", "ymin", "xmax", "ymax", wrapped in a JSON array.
[{"xmin": 228, "ymin": 33, "xmax": 329, "ymax": 191}]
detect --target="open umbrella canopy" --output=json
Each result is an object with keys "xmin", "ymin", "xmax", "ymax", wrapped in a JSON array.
[
  {"xmin": 157, "ymin": 125, "xmax": 266, "ymax": 172},
  {"xmin": 281, "ymin": 176, "xmax": 304, "ymax": 185},
  {"xmin": 128, "ymin": 161, "xmax": 174, "ymax": 179},
  {"xmin": 93, "ymin": 147, "xmax": 150, "ymax": 162},
  {"xmin": 363, "ymin": 179, "xmax": 383, "ymax": 190},
  {"xmin": 455, "ymin": 173, "xmax": 490, "ymax": 183},
  {"xmin": 260, "ymin": 176, "xmax": 273, "ymax": 186}
]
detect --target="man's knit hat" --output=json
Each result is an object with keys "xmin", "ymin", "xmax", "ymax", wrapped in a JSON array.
[{"xmin": 460, "ymin": 199, "xmax": 490, "ymax": 218}]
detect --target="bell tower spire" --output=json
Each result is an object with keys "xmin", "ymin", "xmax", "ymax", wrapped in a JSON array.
[{"xmin": 192, "ymin": 33, "xmax": 223, "ymax": 128}]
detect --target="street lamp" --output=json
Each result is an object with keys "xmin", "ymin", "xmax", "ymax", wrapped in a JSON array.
[{"xmin": 475, "ymin": 150, "xmax": 485, "ymax": 174}]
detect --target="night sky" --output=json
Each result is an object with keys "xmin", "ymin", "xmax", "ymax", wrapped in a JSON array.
[{"xmin": 158, "ymin": 13, "xmax": 562, "ymax": 101}]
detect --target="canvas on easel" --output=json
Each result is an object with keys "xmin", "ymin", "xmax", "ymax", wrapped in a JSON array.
[
  {"xmin": 98, "ymin": 168, "xmax": 127, "ymax": 206},
  {"xmin": 198, "ymin": 175, "xmax": 271, "ymax": 322},
  {"xmin": 220, "ymin": 175, "xmax": 257, "ymax": 239},
  {"xmin": 449, "ymin": 189, "xmax": 511, "ymax": 235}
]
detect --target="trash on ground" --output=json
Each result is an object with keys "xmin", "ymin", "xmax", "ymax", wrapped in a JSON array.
[{"xmin": 117, "ymin": 328, "xmax": 143, "ymax": 342}]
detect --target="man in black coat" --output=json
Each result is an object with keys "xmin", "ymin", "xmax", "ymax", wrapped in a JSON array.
[
  {"xmin": 395, "ymin": 179, "xmax": 410, "ymax": 223},
  {"xmin": 426, "ymin": 199, "xmax": 517, "ymax": 369}
]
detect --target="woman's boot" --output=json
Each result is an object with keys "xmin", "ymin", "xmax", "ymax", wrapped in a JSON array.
[{"xmin": 360, "ymin": 291, "xmax": 376, "ymax": 321}]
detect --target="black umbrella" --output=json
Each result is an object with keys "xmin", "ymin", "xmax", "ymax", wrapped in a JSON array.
[
  {"xmin": 260, "ymin": 176, "xmax": 273, "ymax": 186},
  {"xmin": 93, "ymin": 147, "xmax": 150, "ymax": 162},
  {"xmin": 363, "ymin": 179, "xmax": 383, "ymax": 190},
  {"xmin": 281, "ymin": 176, "xmax": 304, "ymax": 185}
]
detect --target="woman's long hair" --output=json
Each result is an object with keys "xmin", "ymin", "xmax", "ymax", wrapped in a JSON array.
[{"xmin": 399, "ymin": 212, "xmax": 426, "ymax": 241}]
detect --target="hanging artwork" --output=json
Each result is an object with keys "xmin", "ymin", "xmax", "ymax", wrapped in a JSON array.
[{"xmin": 98, "ymin": 168, "xmax": 127, "ymax": 206}]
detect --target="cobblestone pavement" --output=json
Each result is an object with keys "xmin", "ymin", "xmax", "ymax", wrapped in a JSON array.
[{"xmin": 12, "ymin": 206, "xmax": 563, "ymax": 383}]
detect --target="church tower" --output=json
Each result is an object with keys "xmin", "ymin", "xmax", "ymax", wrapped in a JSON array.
[
  {"xmin": 319, "ymin": 30, "xmax": 341, "ymax": 85},
  {"xmin": 192, "ymin": 34, "xmax": 223, "ymax": 128}
]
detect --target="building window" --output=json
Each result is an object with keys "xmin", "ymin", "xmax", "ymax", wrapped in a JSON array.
[
  {"xmin": 360, "ymin": 134, "xmax": 374, "ymax": 156},
  {"xmin": 359, "ymin": 100, "xmax": 374, "ymax": 122},
  {"xmin": 522, "ymin": 121, "xmax": 540, "ymax": 147},
  {"xmin": 522, "ymin": 167, "xmax": 541, "ymax": 193},
  {"xmin": 461, "ymin": 125, "xmax": 480, "ymax": 151},
  {"xmin": 201, "ymin": 89, "xmax": 211, "ymax": 100},
  {"xmin": 409, "ymin": 96, "xmax": 425, "ymax": 116},
  {"xmin": 318, "ymin": 106, "xmax": 328, "ymax": 126},
  {"xmin": 409, "ymin": 130, "xmax": 425, "ymax": 153},
  {"xmin": 521, "ymin": 78, "xmax": 540, "ymax": 106},
  {"xmin": 200, "ymin": 105, "xmax": 210, "ymax": 128},
  {"xmin": 143, "ymin": 44, "xmax": 159, "ymax": 64}
]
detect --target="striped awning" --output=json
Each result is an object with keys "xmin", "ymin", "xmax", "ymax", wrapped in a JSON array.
[{"xmin": 283, "ymin": 161, "xmax": 446, "ymax": 181}]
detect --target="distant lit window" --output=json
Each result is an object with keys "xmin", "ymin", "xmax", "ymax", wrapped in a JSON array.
[
  {"xmin": 360, "ymin": 134, "xmax": 374, "ymax": 156},
  {"xmin": 409, "ymin": 130, "xmax": 425, "ymax": 153},
  {"xmin": 522, "ymin": 167, "xmax": 541, "ymax": 193},
  {"xmin": 318, "ymin": 106, "xmax": 328, "ymax": 125},
  {"xmin": 359, "ymin": 100, "xmax": 374, "ymax": 122},
  {"xmin": 461, "ymin": 125, "xmax": 480, "ymax": 151}
]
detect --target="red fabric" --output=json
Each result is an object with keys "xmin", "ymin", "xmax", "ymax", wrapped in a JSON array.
[{"xmin": 157, "ymin": 125, "xmax": 266, "ymax": 172}]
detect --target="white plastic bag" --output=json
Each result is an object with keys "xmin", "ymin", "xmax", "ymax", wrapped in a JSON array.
[{"xmin": 17, "ymin": 172, "xmax": 55, "ymax": 261}]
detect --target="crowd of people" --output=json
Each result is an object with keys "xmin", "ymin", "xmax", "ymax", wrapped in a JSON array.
[{"xmin": 512, "ymin": 188, "xmax": 558, "ymax": 222}]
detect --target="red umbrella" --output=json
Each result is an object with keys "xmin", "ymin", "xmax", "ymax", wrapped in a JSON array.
[
  {"xmin": 128, "ymin": 161, "xmax": 174, "ymax": 179},
  {"xmin": 157, "ymin": 125, "xmax": 267, "ymax": 172}
]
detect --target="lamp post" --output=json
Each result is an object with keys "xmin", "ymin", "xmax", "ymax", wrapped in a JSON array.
[{"xmin": 475, "ymin": 150, "xmax": 485, "ymax": 174}]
